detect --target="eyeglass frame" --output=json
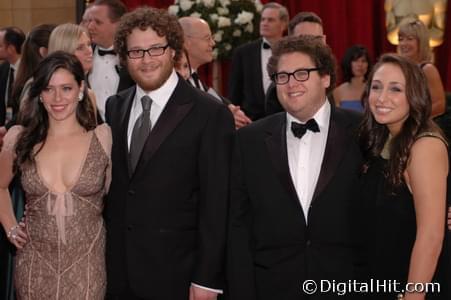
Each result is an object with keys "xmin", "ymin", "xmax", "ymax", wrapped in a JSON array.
[
  {"xmin": 271, "ymin": 67, "xmax": 321, "ymax": 85},
  {"xmin": 126, "ymin": 44, "xmax": 170, "ymax": 59}
]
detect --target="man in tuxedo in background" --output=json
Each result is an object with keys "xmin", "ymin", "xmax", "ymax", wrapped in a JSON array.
[
  {"xmin": 104, "ymin": 7, "xmax": 234, "ymax": 300},
  {"xmin": 228, "ymin": 2, "xmax": 288, "ymax": 121},
  {"xmin": 265, "ymin": 11, "xmax": 326, "ymax": 116},
  {"xmin": 0, "ymin": 26, "xmax": 25, "ymax": 126},
  {"xmin": 86, "ymin": 0, "xmax": 133, "ymax": 120},
  {"xmin": 227, "ymin": 35, "xmax": 364, "ymax": 299},
  {"xmin": 179, "ymin": 16, "xmax": 251, "ymax": 129}
]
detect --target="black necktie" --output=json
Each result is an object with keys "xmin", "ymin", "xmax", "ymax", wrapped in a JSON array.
[
  {"xmin": 263, "ymin": 42, "xmax": 271, "ymax": 49},
  {"xmin": 291, "ymin": 119, "xmax": 320, "ymax": 139},
  {"xmin": 129, "ymin": 95, "xmax": 152, "ymax": 172},
  {"xmin": 98, "ymin": 48, "xmax": 116, "ymax": 56}
]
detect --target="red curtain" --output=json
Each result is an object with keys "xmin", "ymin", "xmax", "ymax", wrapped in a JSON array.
[{"xmin": 122, "ymin": 0, "xmax": 451, "ymax": 92}]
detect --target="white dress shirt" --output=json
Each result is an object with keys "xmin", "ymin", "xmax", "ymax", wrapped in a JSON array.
[
  {"xmin": 88, "ymin": 46, "xmax": 120, "ymax": 120},
  {"xmin": 286, "ymin": 100, "xmax": 330, "ymax": 222},
  {"xmin": 260, "ymin": 37, "xmax": 272, "ymax": 95},
  {"xmin": 127, "ymin": 70, "xmax": 178, "ymax": 149}
]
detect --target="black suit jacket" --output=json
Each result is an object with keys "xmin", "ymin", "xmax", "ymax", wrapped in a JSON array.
[
  {"xmin": 0, "ymin": 62, "xmax": 11, "ymax": 126},
  {"xmin": 228, "ymin": 39, "xmax": 266, "ymax": 121},
  {"xmin": 227, "ymin": 107, "xmax": 365, "ymax": 300},
  {"xmin": 104, "ymin": 77, "xmax": 234, "ymax": 299}
]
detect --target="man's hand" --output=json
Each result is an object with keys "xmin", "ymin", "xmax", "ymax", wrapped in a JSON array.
[
  {"xmin": 0, "ymin": 126, "xmax": 6, "ymax": 151},
  {"xmin": 189, "ymin": 285, "xmax": 218, "ymax": 300},
  {"xmin": 228, "ymin": 104, "xmax": 252, "ymax": 129}
]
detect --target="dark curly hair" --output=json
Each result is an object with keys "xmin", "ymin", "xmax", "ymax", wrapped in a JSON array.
[
  {"xmin": 359, "ymin": 53, "xmax": 442, "ymax": 187},
  {"xmin": 14, "ymin": 51, "xmax": 96, "ymax": 172},
  {"xmin": 114, "ymin": 6, "xmax": 184, "ymax": 64},
  {"xmin": 341, "ymin": 44, "xmax": 371, "ymax": 82},
  {"xmin": 267, "ymin": 35, "xmax": 336, "ymax": 94}
]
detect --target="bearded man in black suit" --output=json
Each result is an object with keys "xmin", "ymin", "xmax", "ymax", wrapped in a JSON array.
[
  {"xmin": 227, "ymin": 35, "xmax": 365, "ymax": 300},
  {"xmin": 104, "ymin": 7, "xmax": 234, "ymax": 300}
]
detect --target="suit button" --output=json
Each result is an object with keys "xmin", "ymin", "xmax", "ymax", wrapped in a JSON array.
[
  {"xmin": 306, "ymin": 240, "xmax": 311, "ymax": 246},
  {"xmin": 127, "ymin": 225, "xmax": 133, "ymax": 231},
  {"xmin": 128, "ymin": 190, "xmax": 135, "ymax": 195}
]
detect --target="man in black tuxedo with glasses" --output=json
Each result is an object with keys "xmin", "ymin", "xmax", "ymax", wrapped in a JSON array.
[{"xmin": 227, "ymin": 35, "xmax": 365, "ymax": 300}]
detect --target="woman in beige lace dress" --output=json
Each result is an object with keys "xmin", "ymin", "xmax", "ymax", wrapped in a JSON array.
[{"xmin": 0, "ymin": 51, "xmax": 111, "ymax": 299}]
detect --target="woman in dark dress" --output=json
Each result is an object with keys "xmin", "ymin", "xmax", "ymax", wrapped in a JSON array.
[{"xmin": 359, "ymin": 53, "xmax": 448, "ymax": 300}]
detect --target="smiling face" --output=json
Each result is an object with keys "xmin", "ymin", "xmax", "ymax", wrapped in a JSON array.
[
  {"xmin": 368, "ymin": 63, "xmax": 410, "ymax": 135},
  {"xmin": 126, "ymin": 27, "xmax": 175, "ymax": 92},
  {"xmin": 40, "ymin": 68, "xmax": 84, "ymax": 123},
  {"xmin": 276, "ymin": 51, "xmax": 329, "ymax": 122},
  {"xmin": 184, "ymin": 19, "xmax": 215, "ymax": 69},
  {"xmin": 398, "ymin": 33, "xmax": 419, "ymax": 62},
  {"xmin": 74, "ymin": 31, "xmax": 93, "ymax": 74}
]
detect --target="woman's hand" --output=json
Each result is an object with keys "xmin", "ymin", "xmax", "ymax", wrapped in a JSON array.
[{"xmin": 6, "ymin": 223, "xmax": 27, "ymax": 249}]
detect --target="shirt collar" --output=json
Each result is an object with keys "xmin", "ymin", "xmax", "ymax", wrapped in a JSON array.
[
  {"xmin": 135, "ymin": 69, "xmax": 179, "ymax": 109},
  {"xmin": 262, "ymin": 37, "xmax": 271, "ymax": 50}
]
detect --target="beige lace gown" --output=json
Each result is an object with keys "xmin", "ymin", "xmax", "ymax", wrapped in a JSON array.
[{"xmin": 4, "ymin": 124, "xmax": 112, "ymax": 300}]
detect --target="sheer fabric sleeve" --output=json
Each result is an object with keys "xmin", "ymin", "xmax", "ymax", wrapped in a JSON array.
[{"xmin": 94, "ymin": 124, "xmax": 112, "ymax": 193}]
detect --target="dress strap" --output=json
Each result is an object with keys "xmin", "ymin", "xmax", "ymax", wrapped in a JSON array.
[{"xmin": 415, "ymin": 131, "xmax": 448, "ymax": 147}]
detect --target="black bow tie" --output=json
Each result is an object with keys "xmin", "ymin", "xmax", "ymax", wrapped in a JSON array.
[
  {"xmin": 98, "ymin": 48, "xmax": 116, "ymax": 56},
  {"xmin": 291, "ymin": 119, "xmax": 320, "ymax": 139},
  {"xmin": 263, "ymin": 42, "xmax": 271, "ymax": 50}
]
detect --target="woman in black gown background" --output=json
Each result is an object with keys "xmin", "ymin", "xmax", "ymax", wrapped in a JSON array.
[{"xmin": 359, "ymin": 53, "xmax": 448, "ymax": 300}]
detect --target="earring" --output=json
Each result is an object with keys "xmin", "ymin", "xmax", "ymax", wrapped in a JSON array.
[
  {"xmin": 39, "ymin": 95, "xmax": 43, "ymax": 102},
  {"xmin": 78, "ymin": 92, "xmax": 83, "ymax": 102}
]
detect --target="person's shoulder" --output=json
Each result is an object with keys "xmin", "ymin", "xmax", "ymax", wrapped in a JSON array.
[
  {"xmin": 421, "ymin": 62, "xmax": 441, "ymax": 77},
  {"xmin": 333, "ymin": 106, "xmax": 362, "ymax": 125},
  {"xmin": 238, "ymin": 112, "xmax": 284, "ymax": 136},
  {"xmin": 235, "ymin": 38, "xmax": 262, "ymax": 53},
  {"xmin": 2, "ymin": 125, "xmax": 24, "ymax": 152}
]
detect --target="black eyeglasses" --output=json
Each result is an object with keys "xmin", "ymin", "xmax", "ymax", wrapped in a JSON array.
[
  {"xmin": 272, "ymin": 67, "xmax": 321, "ymax": 85},
  {"xmin": 126, "ymin": 44, "xmax": 169, "ymax": 59}
]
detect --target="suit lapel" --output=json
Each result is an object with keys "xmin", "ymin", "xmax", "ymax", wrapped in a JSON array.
[
  {"xmin": 311, "ymin": 108, "xmax": 349, "ymax": 202},
  {"xmin": 112, "ymin": 86, "xmax": 135, "ymax": 178},
  {"xmin": 265, "ymin": 114, "xmax": 306, "ymax": 220},
  {"xmin": 131, "ymin": 79, "xmax": 194, "ymax": 180},
  {"xmin": 253, "ymin": 39, "xmax": 264, "ymax": 95}
]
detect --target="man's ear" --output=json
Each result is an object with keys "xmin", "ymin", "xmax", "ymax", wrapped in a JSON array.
[{"xmin": 321, "ymin": 74, "xmax": 330, "ymax": 89}]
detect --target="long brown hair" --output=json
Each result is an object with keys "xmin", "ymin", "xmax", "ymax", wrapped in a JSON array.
[
  {"xmin": 359, "ymin": 53, "xmax": 441, "ymax": 187},
  {"xmin": 14, "ymin": 51, "xmax": 96, "ymax": 172}
]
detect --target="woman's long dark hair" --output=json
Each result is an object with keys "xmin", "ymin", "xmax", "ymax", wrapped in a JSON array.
[
  {"xmin": 359, "ymin": 53, "xmax": 441, "ymax": 187},
  {"xmin": 14, "ymin": 51, "xmax": 96, "ymax": 172},
  {"xmin": 10, "ymin": 24, "xmax": 56, "ymax": 115}
]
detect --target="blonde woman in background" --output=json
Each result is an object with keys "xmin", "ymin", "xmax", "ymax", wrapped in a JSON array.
[
  {"xmin": 398, "ymin": 17, "xmax": 446, "ymax": 117},
  {"xmin": 48, "ymin": 23, "xmax": 98, "ymax": 121}
]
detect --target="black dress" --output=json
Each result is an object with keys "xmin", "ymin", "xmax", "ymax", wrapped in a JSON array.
[{"xmin": 362, "ymin": 150, "xmax": 449, "ymax": 300}]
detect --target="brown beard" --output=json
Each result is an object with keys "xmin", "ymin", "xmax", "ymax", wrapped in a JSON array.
[{"xmin": 131, "ymin": 60, "xmax": 174, "ymax": 92}]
